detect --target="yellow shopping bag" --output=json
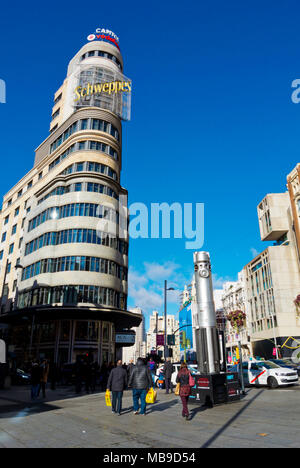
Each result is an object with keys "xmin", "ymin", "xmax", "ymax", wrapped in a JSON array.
[
  {"xmin": 146, "ymin": 387, "xmax": 157, "ymax": 404},
  {"xmin": 105, "ymin": 389, "xmax": 112, "ymax": 407},
  {"xmin": 174, "ymin": 383, "xmax": 180, "ymax": 396}
]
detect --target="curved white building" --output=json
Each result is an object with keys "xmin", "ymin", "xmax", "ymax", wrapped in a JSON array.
[{"xmin": 0, "ymin": 31, "xmax": 140, "ymax": 366}]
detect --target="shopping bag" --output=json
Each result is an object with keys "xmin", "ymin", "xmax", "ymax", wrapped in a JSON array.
[
  {"xmin": 174, "ymin": 383, "xmax": 180, "ymax": 396},
  {"xmin": 189, "ymin": 373, "xmax": 195, "ymax": 387},
  {"xmin": 146, "ymin": 387, "xmax": 157, "ymax": 404},
  {"xmin": 105, "ymin": 389, "xmax": 112, "ymax": 407}
]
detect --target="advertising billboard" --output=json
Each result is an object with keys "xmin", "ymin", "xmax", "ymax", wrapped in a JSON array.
[
  {"xmin": 87, "ymin": 29, "xmax": 120, "ymax": 50},
  {"xmin": 179, "ymin": 299, "xmax": 196, "ymax": 362},
  {"xmin": 73, "ymin": 65, "xmax": 132, "ymax": 121}
]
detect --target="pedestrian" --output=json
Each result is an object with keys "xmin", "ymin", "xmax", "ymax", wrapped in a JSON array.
[
  {"xmin": 75, "ymin": 357, "xmax": 84, "ymax": 394},
  {"xmin": 82, "ymin": 359, "xmax": 92, "ymax": 394},
  {"xmin": 147, "ymin": 357, "xmax": 157, "ymax": 386},
  {"xmin": 38, "ymin": 359, "xmax": 49, "ymax": 398},
  {"xmin": 30, "ymin": 360, "xmax": 41, "ymax": 401},
  {"xmin": 90, "ymin": 361, "xmax": 99, "ymax": 392},
  {"xmin": 49, "ymin": 360, "xmax": 58, "ymax": 390},
  {"xmin": 100, "ymin": 362, "xmax": 109, "ymax": 391},
  {"xmin": 128, "ymin": 357, "xmax": 153, "ymax": 415},
  {"xmin": 127, "ymin": 359, "xmax": 135, "ymax": 381},
  {"xmin": 107, "ymin": 360, "xmax": 128, "ymax": 415},
  {"xmin": 163, "ymin": 357, "xmax": 174, "ymax": 394},
  {"xmin": 176, "ymin": 362, "xmax": 193, "ymax": 420}
]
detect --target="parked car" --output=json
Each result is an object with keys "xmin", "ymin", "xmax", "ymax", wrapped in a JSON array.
[
  {"xmin": 269, "ymin": 358, "xmax": 300, "ymax": 376},
  {"xmin": 11, "ymin": 368, "xmax": 31, "ymax": 385},
  {"xmin": 154, "ymin": 362, "xmax": 197, "ymax": 387},
  {"xmin": 233, "ymin": 360, "xmax": 298, "ymax": 389}
]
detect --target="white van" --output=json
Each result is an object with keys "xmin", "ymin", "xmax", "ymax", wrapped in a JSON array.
[
  {"xmin": 155, "ymin": 362, "xmax": 197, "ymax": 387},
  {"xmin": 240, "ymin": 360, "xmax": 298, "ymax": 389}
]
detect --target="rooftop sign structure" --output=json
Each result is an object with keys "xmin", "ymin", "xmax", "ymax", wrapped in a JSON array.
[{"xmin": 87, "ymin": 28, "xmax": 120, "ymax": 50}]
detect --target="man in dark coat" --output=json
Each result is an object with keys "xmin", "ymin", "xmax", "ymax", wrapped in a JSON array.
[
  {"xmin": 163, "ymin": 357, "xmax": 174, "ymax": 394},
  {"xmin": 107, "ymin": 360, "xmax": 128, "ymax": 415},
  {"xmin": 30, "ymin": 360, "xmax": 41, "ymax": 401},
  {"xmin": 127, "ymin": 359, "xmax": 135, "ymax": 382},
  {"xmin": 128, "ymin": 358, "xmax": 153, "ymax": 415}
]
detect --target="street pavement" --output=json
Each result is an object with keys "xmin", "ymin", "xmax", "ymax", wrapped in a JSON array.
[{"xmin": 0, "ymin": 383, "xmax": 300, "ymax": 448}]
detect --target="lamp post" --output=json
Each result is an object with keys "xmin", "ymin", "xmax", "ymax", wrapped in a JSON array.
[{"xmin": 164, "ymin": 280, "xmax": 176, "ymax": 360}]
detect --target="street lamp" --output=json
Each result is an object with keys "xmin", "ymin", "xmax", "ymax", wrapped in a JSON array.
[{"xmin": 164, "ymin": 280, "xmax": 176, "ymax": 360}]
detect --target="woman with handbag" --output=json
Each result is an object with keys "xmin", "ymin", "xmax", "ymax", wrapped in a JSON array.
[{"xmin": 175, "ymin": 362, "xmax": 195, "ymax": 421}]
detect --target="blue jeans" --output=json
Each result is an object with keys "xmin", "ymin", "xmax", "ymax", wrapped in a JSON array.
[
  {"xmin": 132, "ymin": 389, "xmax": 147, "ymax": 414},
  {"xmin": 112, "ymin": 391, "xmax": 123, "ymax": 414},
  {"xmin": 31, "ymin": 384, "xmax": 40, "ymax": 400}
]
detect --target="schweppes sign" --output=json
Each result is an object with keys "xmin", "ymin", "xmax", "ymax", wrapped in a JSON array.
[{"xmin": 74, "ymin": 80, "xmax": 132, "ymax": 102}]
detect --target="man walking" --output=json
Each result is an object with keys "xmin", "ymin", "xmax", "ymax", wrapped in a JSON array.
[
  {"xmin": 127, "ymin": 359, "xmax": 135, "ymax": 381},
  {"xmin": 30, "ymin": 360, "xmax": 41, "ymax": 401},
  {"xmin": 128, "ymin": 358, "xmax": 153, "ymax": 415},
  {"xmin": 163, "ymin": 357, "xmax": 174, "ymax": 394},
  {"xmin": 38, "ymin": 359, "xmax": 49, "ymax": 399},
  {"xmin": 107, "ymin": 360, "xmax": 127, "ymax": 415}
]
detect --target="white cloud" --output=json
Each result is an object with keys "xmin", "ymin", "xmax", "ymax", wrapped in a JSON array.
[
  {"xmin": 250, "ymin": 247, "xmax": 260, "ymax": 258},
  {"xmin": 143, "ymin": 261, "xmax": 180, "ymax": 282}
]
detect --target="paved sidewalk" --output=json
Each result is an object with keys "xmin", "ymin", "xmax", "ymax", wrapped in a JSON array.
[{"xmin": 0, "ymin": 384, "xmax": 300, "ymax": 448}]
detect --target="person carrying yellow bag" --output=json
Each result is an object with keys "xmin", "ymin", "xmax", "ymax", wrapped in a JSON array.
[
  {"xmin": 128, "ymin": 358, "xmax": 153, "ymax": 415},
  {"xmin": 106, "ymin": 360, "xmax": 128, "ymax": 415}
]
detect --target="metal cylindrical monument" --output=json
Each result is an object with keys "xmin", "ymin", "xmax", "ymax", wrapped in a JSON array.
[{"xmin": 193, "ymin": 251, "xmax": 220, "ymax": 374}]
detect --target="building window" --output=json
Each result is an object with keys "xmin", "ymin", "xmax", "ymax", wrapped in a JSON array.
[
  {"xmin": 18, "ymin": 237, "xmax": 23, "ymax": 248},
  {"xmin": 11, "ymin": 224, "xmax": 17, "ymax": 235},
  {"xmin": 1, "ymin": 232, "xmax": 6, "ymax": 242},
  {"xmin": 50, "ymin": 118, "xmax": 119, "ymax": 154},
  {"xmin": 17, "ymin": 189, "xmax": 22, "ymax": 198},
  {"xmin": 9, "ymin": 243, "xmax": 14, "ymax": 254},
  {"xmin": 27, "ymin": 180, "xmax": 33, "ymax": 190},
  {"xmin": 28, "ymin": 202, "xmax": 120, "ymax": 232},
  {"xmin": 54, "ymin": 93, "xmax": 62, "ymax": 105},
  {"xmin": 25, "ymin": 228, "xmax": 128, "ymax": 256},
  {"xmin": 13, "ymin": 280, "xmax": 17, "ymax": 292},
  {"xmin": 52, "ymin": 108, "xmax": 60, "ymax": 120},
  {"xmin": 21, "ymin": 255, "xmax": 127, "ymax": 282},
  {"xmin": 7, "ymin": 263, "xmax": 11, "ymax": 274},
  {"xmin": 38, "ymin": 172, "xmax": 43, "ymax": 180},
  {"xmin": 4, "ymin": 215, "xmax": 9, "ymax": 225},
  {"xmin": 14, "ymin": 207, "xmax": 20, "ymax": 217},
  {"xmin": 7, "ymin": 199, "xmax": 12, "ymax": 207},
  {"xmin": 0, "ymin": 250, "xmax": 3, "ymax": 260}
]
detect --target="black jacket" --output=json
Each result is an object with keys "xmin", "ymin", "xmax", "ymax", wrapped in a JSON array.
[
  {"xmin": 128, "ymin": 362, "xmax": 153, "ymax": 389},
  {"xmin": 163, "ymin": 361, "xmax": 174, "ymax": 379},
  {"xmin": 127, "ymin": 363, "xmax": 135, "ymax": 378},
  {"xmin": 30, "ymin": 364, "xmax": 41, "ymax": 385},
  {"xmin": 107, "ymin": 366, "xmax": 128, "ymax": 392}
]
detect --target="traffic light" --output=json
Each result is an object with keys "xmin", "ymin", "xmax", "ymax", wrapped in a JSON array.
[{"xmin": 167, "ymin": 334, "xmax": 175, "ymax": 346}]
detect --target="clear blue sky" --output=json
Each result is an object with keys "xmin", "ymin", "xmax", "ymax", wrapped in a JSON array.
[{"xmin": 1, "ymin": 0, "xmax": 300, "ymax": 328}]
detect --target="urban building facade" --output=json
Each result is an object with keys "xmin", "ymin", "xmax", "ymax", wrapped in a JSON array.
[
  {"xmin": 243, "ymin": 171, "xmax": 300, "ymax": 359},
  {"xmin": 122, "ymin": 307, "xmax": 146, "ymax": 363},
  {"xmin": 221, "ymin": 271, "xmax": 252, "ymax": 361},
  {"xmin": 0, "ymin": 31, "xmax": 141, "ymax": 366},
  {"xmin": 146, "ymin": 310, "xmax": 180, "ymax": 362}
]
